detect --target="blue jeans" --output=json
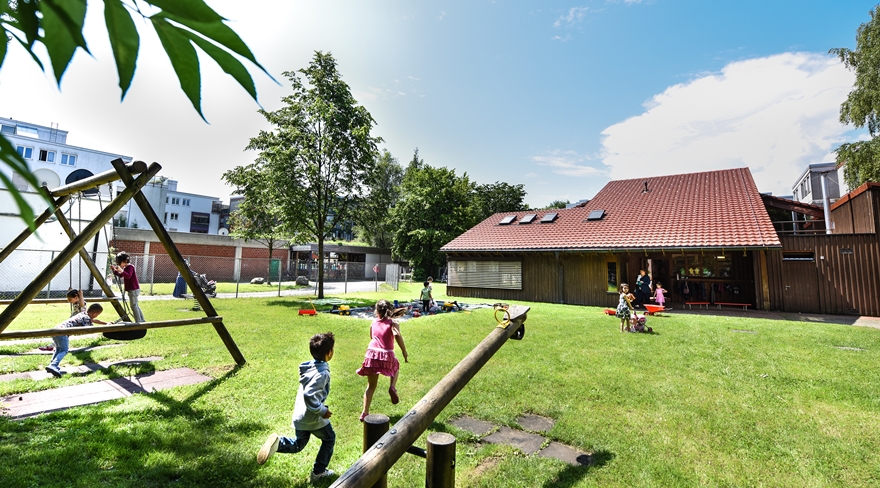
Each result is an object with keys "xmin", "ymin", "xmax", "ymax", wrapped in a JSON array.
[
  {"xmin": 50, "ymin": 334, "xmax": 69, "ymax": 369},
  {"xmin": 277, "ymin": 423, "xmax": 335, "ymax": 474},
  {"xmin": 127, "ymin": 289, "xmax": 145, "ymax": 322}
]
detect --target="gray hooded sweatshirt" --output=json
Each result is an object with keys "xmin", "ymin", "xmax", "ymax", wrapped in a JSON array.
[{"xmin": 292, "ymin": 359, "xmax": 331, "ymax": 431}]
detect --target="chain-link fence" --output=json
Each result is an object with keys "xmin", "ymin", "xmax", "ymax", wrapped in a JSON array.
[{"xmin": 1, "ymin": 249, "xmax": 412, "ymax": 298}]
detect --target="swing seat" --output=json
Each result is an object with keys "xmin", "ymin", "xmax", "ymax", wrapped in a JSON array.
[{"xmin": 104, "ymin": 329, "xmax": 147, "ymax": 341}]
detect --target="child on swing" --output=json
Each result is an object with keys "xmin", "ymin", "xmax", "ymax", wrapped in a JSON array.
[
  {"xmin": 111, "ymin": 252, "xmax": 145, "ymax": 323},
  {"xmin": 46, "ymin": 303, "xmax": 107, "ymax": 377},
  {"xmin": 357, "ymin": 299, "xmax": 409, "ymax": 421},
  {"xmin": 616, "ymin": 283, "xmax": 635, "ymax": 332}
]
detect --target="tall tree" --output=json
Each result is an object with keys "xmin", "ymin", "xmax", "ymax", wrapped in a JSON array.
[
  {"xmin": 223, "ymin": 164, "xmax": 299, "ymax": 284},
  {"xmin": 545, "ymin": 199, "xmax": 570, "ymax": 209},
  {"xmin": 831, "ymin": 5, "xmax": 880, "ymax": 189},
  {"xmin": 0, "ymin": 0, "xmax": 269, "ymax": 229},
  {"xmin": 391, "ymin": 156, "xmax": 478, "ymax": 280},
  {"xmin": 355, "ymin": 149, "xmax": 404, "ymax": 248},
  {"xmin": 242, "ymin": 51, "xmax": 381, "ymax": 298},
  {"xmin": 472, "ymin": 181, "xmax": 528, "ymax": 221}
]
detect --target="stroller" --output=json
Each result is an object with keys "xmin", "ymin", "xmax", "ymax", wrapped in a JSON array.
[{"xmin": 629, "ymin": 312, "xmax": 652, "ymax": 333}]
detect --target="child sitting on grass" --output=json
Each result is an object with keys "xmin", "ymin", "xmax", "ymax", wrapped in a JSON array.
[
  {"xmin": 46, "ymin": 303, "xmax": 107, "ymax": 377},
  {"xmin": 257, "ymin": 332, "xmax": 337, "ymax": 484}
]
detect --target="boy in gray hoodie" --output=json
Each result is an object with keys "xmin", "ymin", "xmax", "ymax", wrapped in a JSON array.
[{"xmin": 257, "ymin": 332, "xmax": 336, "ymax": 483}]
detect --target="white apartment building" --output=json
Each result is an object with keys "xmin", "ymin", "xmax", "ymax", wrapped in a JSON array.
[{"xmin": 116, "ymin": 177, "xmax": 228, "ymax": 234}]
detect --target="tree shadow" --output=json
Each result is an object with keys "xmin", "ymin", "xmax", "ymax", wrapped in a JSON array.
[{"xmin": 540, "ymin": 449, "xmax": 614, "ymax": 488}]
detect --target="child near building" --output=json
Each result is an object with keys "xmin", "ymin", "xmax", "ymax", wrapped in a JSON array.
[
  {"xmin": 357, "ymin": 299, "xmax": 409, "ymax": 421},
  {"xmin": 257, "ymin": 332, "xmax": 337, "ymax": 484},
  {"xmin": 46, "ymin": 303, "xmax": 107, "ymax": 377},
  {"xmin": 419, "ymin": 281, "xmax": 433, "ymax": 313},
  {"xmin": 111, "ymin": 252, "xmax": 145, "ymax": 322},
  {"xmin": 616, "ymin": 283, "xmax": 635, "ymax": 333},
  {"xmin": 653, "ymin": 283, "xmax": 667, "ymax": 307}
]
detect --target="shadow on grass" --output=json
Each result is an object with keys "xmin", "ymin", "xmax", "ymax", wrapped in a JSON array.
[
  {"xmin": 541, "ymin": 449, "xmax": 614, "ymax": 488},
  {"xmin": 0, "ymin": 364, "xmax": 302, "ymax": 487}
]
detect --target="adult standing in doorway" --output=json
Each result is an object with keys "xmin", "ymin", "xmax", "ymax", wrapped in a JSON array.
[{"xmin": 635, "ymin": 269, "xmax": 652, "ymax": 308}]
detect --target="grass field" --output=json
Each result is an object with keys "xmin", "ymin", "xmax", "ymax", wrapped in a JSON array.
[{"xmin": 2, "ymin": 283, "xmax": 880, "ymax": 487}]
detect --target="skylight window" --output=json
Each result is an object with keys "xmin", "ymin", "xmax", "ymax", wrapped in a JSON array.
[
  {"xmin": 499, "ymin": 215, "xmax": 516, "ymax": 225},
  {"xmin": 540, "ymin": 212, "xmax": 558, "ymax": 223},
  {"xmin": 519, "ymin": 213, "xmax": 537, "ymax": 224},
  {"xmin": 586, "ymin": 209, "xmax": 605, "ymax": 221}
]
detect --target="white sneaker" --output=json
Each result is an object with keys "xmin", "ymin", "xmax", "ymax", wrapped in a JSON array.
[
  {"xmin": 257, "ymin": 433, "xmax": 279, "ymax": 465},
  {"xmin": 310, "ymin": 469, "xmax": 336, "ymax": 484}
]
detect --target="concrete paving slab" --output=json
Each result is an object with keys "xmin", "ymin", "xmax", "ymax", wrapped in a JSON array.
[
  {"xmin": 0, "ymin": 356, "xmax": 163, "ymax": 382},
  {"xmin": 1, "ymin": 367, "xmax": 209, "ymax": 419},
  {"xmin": 449, "ymin": 415, "xmax": 497, "ymax": 436},
  {"xmin": 483, "ymin": 426, "xmax": 546, "ymax": 455},
  {"xmin": 537, "ymin": 441, "xmax": 591, "ymax": 466},
  {"xmin": 517, "ymin": 414, "xmax": 554, "ymax": 433}
]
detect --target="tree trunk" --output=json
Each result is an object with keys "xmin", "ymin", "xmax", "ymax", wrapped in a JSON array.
[{"xmin": 317, "ymin": 230, "xmax": 325, "ymax": 299}]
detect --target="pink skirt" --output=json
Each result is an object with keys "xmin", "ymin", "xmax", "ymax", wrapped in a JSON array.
[{"xmin": 356, "ymin": 347, "xmax": 400, "ymax": 377}]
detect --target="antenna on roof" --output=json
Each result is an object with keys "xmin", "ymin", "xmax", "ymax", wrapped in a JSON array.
[{"xmin": 642, "ymin": 181, "xmax": 649, "ymax": 193}]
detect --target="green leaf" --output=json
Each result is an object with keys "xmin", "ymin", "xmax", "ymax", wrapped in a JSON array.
[
  {"xmin": 104, "ymin": 0, "xmax": 139, "ymax": 98},
  {"xmin": 0, "ymin": 27, "xmax": 8, "ymax": 69},
  {"xmin": 162, "ymin": 13, "xmax": 271, "ymax": 81},
  {"xmin": 185, "ymin": 32, "xmax": 256, "ymax": 100},
  {"xmin": 151, "ymin": 17, "xmax": 204, "ymax": 120},
  {"xmin": 146, "ymin": 0, "xmax": 224, "ymax": 23},
  {"xmin": 8, "ymin": 0, "xmax": 40, "ymax": 48},
  {"xmin": 40, "ymin": 0, "xmax": 89, "ymax": 84}
]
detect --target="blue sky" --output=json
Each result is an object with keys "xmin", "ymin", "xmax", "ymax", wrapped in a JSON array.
[{"xmin": 0, "ymin": 1, "xmax": 874, "ymax": 208}]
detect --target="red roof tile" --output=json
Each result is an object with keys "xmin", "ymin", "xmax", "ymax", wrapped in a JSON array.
[{"xmin": 441, "ymin": 167, "xmax": 781, "ymax": 252}]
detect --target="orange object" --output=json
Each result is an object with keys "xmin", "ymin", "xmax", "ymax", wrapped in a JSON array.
[
  {"xmin": 644, "ymin": 304, "xmax": 665, "ymax": 315},
  {"xmin": 299, "ymin": 298, "xmax": 317, "ymax": 316},
  {"xmin": 604, "ymin": 309, "xmax": 617, "ymax": 316}
]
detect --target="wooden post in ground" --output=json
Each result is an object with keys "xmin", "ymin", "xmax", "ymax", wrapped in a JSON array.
[
  {"xmin": 426, "ymin": 432, "xmax": 455, "ymax": 488},
  {"xmin": 330, "ymin": 305, "xmax": 529, "ymax": 488},
  {"xmin": 110, "ymin": 159, "xmax": 246, "ymax": 366},
  {"xmin": 362, "ymin": 415, "xmax": 390, "ymax": 488}
]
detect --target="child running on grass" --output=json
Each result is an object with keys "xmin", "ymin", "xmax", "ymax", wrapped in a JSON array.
[
  {"xmin": 616, "ymin": 283, "xmax": 635, "ymax": 333},
  {"xmin": 46, "ymin": 303, "xmax": 107, "ymax": 377},
  {"xmin": 357, "ymin": 299, "xmax": 409, "ymax": 421},
  {"xmin": 257, "ymin": 332, "xmax": 337, "ymax": 484}
]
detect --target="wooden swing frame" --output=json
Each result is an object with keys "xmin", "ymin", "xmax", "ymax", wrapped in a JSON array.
[{"xmin": 0, "ymin": 159, "xmax": 245, "ymax": 365}]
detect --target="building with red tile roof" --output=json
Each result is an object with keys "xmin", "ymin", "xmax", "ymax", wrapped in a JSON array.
[{"xmin": 441, "ymin": 167, "xmax": 779, "ymax": 310}]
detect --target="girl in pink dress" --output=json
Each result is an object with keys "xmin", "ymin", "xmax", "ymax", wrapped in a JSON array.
[
  {"xmin": 356, "ymin": 299, "xmax": 409, "ymax": 421},
  {"xmin": 653, "ymin": 283, "xmax": 667, "ymax": 307}
]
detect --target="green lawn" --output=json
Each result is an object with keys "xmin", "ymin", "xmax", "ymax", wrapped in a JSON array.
[{"xmin": 2, "ymin": 283, "xmax": 880, "ymax": 487}]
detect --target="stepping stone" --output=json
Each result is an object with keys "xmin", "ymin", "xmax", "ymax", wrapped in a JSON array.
[
  {"xmin": 0, "ymin": 356, "xmax": 163, "ymax": 382},
  {"xmin": 1, "ymin": 367, "xmax": 211, "ymax": 419},
  {"xmin": 450, "ymin": 415, "xmax": 497, "ymax": 436},
  {"xmin": 537, "ymin": 441, "xmax": 591, "ymax": 466},
  {"xmin": 517, "ymin": 414, "xmax": 554, "ymax": 433},
  {"xmin": 483, "ymin": 426, "xmax": 546, "ymax": 455}
]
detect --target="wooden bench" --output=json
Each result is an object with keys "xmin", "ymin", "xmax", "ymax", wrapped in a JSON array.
[
  {"xmin": 685, "ymin": 302, "xmax": 710, "ymax": 310},
  {"xmin": 715, "ymin": 302, "xmax": 751, "ymax": 310}
]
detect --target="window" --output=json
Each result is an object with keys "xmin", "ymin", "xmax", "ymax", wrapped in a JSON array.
[
  {"xmin": 164, "ymin": 212, "xmax": 168, "ymax": 224},
  {"xmin": 190, "ymin": 212, "xmax": 210, "ymax": 233},
  {"xmin": 16, "ymin": 146, "xmax": 34, "ymax": 159},
  {"xmin": 607, "ymin": 261, "xmax": 618, "ymax": 292},
  {"xmin": 182, "ymin": 198, "xmax": 191, "ymax": 207},
  {"xmin": 38, "ymin": 149, "xmax": 56, "ymax": 162},
  {"xmin": 60, "ymin": 153, "xmax": 76, "ymax": 166},
  {"xmin": 447, "ymin": 260, "xmax": 522, "ymax": 290},
  {"xmin": 170, "ymin": 213, "xmax": 179, "ymax": 221},
  {"xmin": 166, "ymin": 197, "xmax": 169, "ymax": 203},
  {"xmin": 171, "ymin": 197, "xmax": 180, "ymax": 205},
  {"xmin": 1, "ymin": 124, "xmax": 14, "ymax": 134},
  {"xmin": 16, "ymin": 126, "xmax": 39, "ymax": 138}
]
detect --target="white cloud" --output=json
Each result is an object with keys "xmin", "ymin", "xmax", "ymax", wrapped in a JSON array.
[
  {"xmin": 532, "ymin": 150, "xmax": 606, "ymax": 177},
  {"xmin": 599, "ymin": 52, "xmax": 855, "ymax": 195},
  {"xmin": 553, "ymin": 7, "xmax": 590, "ymax": 28}
]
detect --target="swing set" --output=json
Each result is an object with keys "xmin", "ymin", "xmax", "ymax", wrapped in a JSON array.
[{"xmin": 0, "ymin": 159, "xmax": 245, "ymax": 365}]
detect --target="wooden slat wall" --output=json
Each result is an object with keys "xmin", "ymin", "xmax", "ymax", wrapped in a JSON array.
[
  {"xmin": 561, "ymin": 254, "xmax": 610, "ymax": 306},
  {"xmin": 769, "ymin": 234, "xmax": 880, "ymax": 316}
]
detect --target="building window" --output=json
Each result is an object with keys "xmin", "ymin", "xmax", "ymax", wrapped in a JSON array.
[
  {"xmin": 170, "ymin": 213, "xmax": 179, "ymax": 221},
  {"xmin": 182, "ymin": 198, "xmax": 191, "ymax": 207},
  {"xmin": 16, "ymin": 126, "xmax": 39, "ymax": 138},
  {"xmin": 60, "ymin": 153, "xmax": 77, "ymax": 166},
  {"xmin": 447, "ymin": 260, "xmax": 522, "ymax": 290},
  {"xmin": 166, "ymin": 196, "xmax": 169, "ymax": 203},
  {"xmin": 164, "ymin": 212, "xmax": 168, "ymax": 224},
  {"xmin": 607, "ymin": 261, "xmax": 618, "ymax": 293},
  {"xmin": 38, "ymin": 149, "xmax": 56, "ymax": 162},
  {"xmin": 171, "ymin": 197, "xmax": 180, "ymax": 205},
  {"xmin": 16, "ymin": 146, "xmax": 34, "ymax": 159},
  {"xmin": 190, "ymin": 212, "xmax": 210, "ymax": 233},
  {"xmin": 1, "ymin": 125, "xmax": 15, "ymax": 134}
]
